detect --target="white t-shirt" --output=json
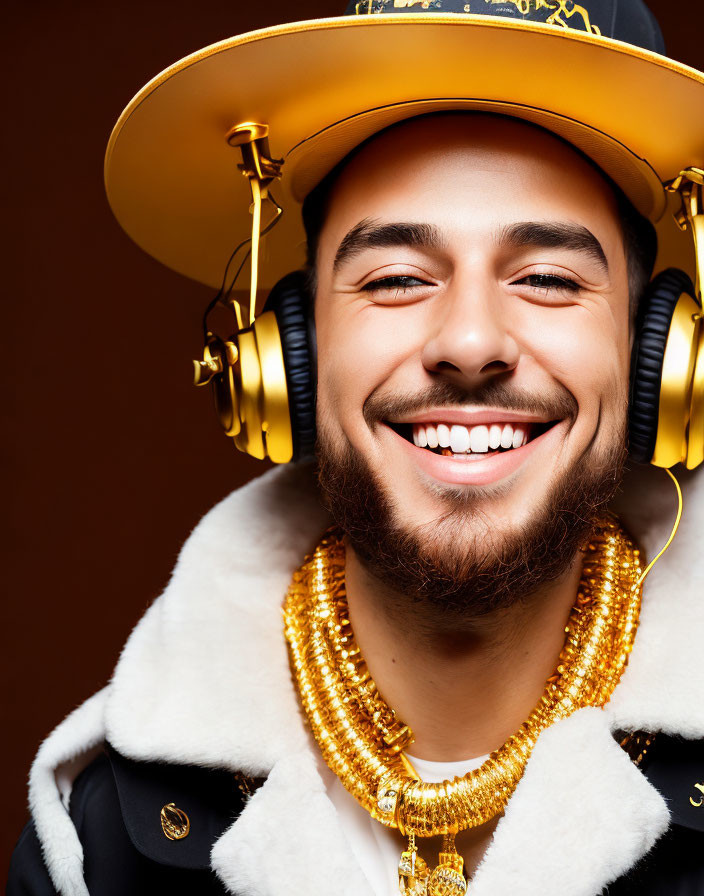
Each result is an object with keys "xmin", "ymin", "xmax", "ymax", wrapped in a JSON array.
[{"xmin": 320, "ymin": 752, "xmax": 489, "ymax": 896}]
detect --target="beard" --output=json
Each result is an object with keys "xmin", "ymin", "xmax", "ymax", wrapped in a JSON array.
[{"xmin": 316, "ymin": 380, "xmax": 628, "ymax": 621}]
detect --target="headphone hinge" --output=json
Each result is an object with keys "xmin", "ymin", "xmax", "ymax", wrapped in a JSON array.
[
  {"xmin": 226, "ymin": 122, "xmax": 283, "ymax": 191},
  {"xmin": 193, "ymin": 341, "xmax": 224, "ymax": 387}
]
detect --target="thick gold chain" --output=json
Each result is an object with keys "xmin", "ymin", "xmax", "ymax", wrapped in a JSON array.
[{"xmin": 284, "ymin": 514, "xmax": 644, "ymax": 843}]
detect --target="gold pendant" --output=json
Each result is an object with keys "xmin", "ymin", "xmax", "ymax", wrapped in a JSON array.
[
  {"xmin": 399, "ymin": 834, "xmax": 429, "ymax": 895},
  {"xmin": 427, "ymin": 834, "xmax": 467, "ymax": 896}
]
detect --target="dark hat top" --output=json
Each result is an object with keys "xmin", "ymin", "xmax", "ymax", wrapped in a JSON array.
[{"xmin": 345, "ymin": 0, "xmax": 664, "ymax": 53}]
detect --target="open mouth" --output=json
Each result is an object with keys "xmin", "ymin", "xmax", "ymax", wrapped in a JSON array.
[{"xmin": 387, "ymin": 420, "xmax": 558, "ymax": 459}]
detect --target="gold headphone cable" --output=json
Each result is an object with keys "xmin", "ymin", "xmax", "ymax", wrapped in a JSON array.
[{"xmin": 632, "ymin": 467, "xmax": 683, "ymax": 592}]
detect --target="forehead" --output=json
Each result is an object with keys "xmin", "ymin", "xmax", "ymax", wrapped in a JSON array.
[{"xmin": 321, "ymin": 113, "xmax": 621, "ymax": 247}]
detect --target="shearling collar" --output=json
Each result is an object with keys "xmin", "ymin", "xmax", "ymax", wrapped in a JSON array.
[{"xmin": 30, "ymin": 461, "xmax": 704, "ymax": 896}]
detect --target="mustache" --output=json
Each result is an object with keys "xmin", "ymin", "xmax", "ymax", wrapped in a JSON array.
[{"xmin": 363, "ymin": 380, "xmax": 578, "ymax": 426}]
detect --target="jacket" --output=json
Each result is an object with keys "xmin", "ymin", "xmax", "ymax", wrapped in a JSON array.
[{"xmin": 8, "ymin": 462, "xmax": 704, "ymax": 895}]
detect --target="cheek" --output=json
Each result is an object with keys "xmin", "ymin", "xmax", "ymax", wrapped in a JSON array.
[
  {"xmin": 519, "ymin": 303, "xmax": 630, "ymax": 423},
  {"xmin": 315, "ymin": 301, "xmax": 423, "ymax": 438}
]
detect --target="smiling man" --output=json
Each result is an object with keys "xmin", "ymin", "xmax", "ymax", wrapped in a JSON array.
[
  {"xmin": 314, "ymin": 115, "xmax": 631, "ymax": 613},
  {"xmin": 9, "ymin": 2, "xmax": 704, "ymax": 896}
]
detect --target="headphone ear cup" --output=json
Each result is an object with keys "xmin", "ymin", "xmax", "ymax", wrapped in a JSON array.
[
  {"xmin": 264, "ymin": 271, "xmax": 317, "ymax": 462},
  {"xmin": 629, "ymin": 268, "xmax": 696, "ymax": 463}
]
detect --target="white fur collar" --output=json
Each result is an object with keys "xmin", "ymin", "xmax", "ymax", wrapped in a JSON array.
[{"xmin": 29, "ymin": 461, "xmax": 704, "ymax": 896}]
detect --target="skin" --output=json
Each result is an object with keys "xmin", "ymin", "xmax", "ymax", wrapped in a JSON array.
[{"xmin": 313, "ymin": 114, "xmax": 631, "ymax": 873}]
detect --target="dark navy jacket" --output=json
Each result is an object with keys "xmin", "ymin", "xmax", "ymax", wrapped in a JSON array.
[{"xmin": 8, "ymin": 734, "xmax": 704, "ymax": 895}]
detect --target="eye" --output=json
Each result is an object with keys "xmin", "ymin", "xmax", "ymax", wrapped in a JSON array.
[
  {"xmin": 361, "ymin": 275, "xmax": 429, "ymax": 294},
  {"xmin": 514, "ymin": 273, "xmax": 581, "ymax": 294}
]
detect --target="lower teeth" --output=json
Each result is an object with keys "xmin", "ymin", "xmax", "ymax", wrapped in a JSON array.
[{"xmin": 439, "ymin": 447, "xmax": 508, "ymax": 457}]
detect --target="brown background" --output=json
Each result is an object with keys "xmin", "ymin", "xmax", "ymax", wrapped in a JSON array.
[{"xmin": 3, "ymin": 0, "xmax": 704, "ymax": 878}]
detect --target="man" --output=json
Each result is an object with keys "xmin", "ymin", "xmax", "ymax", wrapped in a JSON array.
[{"xmin": 9, "ymin": 2, "xmax": 704, "ymax": 895}]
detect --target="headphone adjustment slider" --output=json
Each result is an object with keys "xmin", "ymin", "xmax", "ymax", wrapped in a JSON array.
[
  {"xmin": 224, "ymin": 122, "xmax": 285, "ymax": 329},
  {"xmin": 666, "ymin": 167, "xmax": 704, "ymax": 303}
]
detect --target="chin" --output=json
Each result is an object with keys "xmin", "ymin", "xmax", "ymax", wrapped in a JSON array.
[{"xmin": 316, "ymin": 423, "xmax": 627, "ymax": 619}]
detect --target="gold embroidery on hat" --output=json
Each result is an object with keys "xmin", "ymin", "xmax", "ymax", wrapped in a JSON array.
[
  {"xmin": 355, "ymin": 0, "xmax": 399, "ymax": 11},
  {"xmin": 354, "ymin": 0, "xmax": 442, "ymax": 11},
  {"xmin": 487, "ymin": 0, "xmax": 532, "ymax": 13},
  {"xmin": 353, "ymin": 0, "xmax": 600, "ymax": 32},
  {"xmin": 487, "ymin": 0, "xmax": 601, "ymax": 34},
  {"xmin": 546, "ymin": 0, "xmax": 601, "ymax": 33}
]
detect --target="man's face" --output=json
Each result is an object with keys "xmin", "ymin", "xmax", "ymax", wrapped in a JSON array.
[{"xmin": 313, "ymin": 114, "xmax": 631, "ymax": 613}]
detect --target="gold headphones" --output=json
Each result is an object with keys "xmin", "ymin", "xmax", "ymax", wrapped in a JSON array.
[
  {"xmin": 631, "ymin": 168, "xmax": 704, "ymax": 469},
  {"xmin": 193, "ymin": 125, "xmax": 704, "ymax": 470},
  {"xmin": 192, "ymin": 124, "xmax": 308, "ymax": 464}
]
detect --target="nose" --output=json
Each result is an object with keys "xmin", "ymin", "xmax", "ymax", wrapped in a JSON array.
[{"xmin": 421, "ymin": 275, "xmax": 520, "ymax": 384}]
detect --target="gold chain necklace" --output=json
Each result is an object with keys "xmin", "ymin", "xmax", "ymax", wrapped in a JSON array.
[{"xmin": 284, "ymin": 515, "xmax": 644, "ymax": 895}]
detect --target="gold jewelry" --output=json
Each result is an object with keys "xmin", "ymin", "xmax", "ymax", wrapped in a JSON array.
[{"xmin": 284, "ymin": 515, "xmax": 644, "ymax": 893}]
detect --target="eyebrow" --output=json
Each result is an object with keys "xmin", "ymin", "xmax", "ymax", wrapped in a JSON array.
[
  {"xmin": 332, "ymin": 217, "xmax": 609, "ymax": 275},
  {"xmin": 498, "ymin": 221, "xmax": 609, "ymax": 272},
  {"xmin": 333, "ymin": 218, "xmax": 445, "ymax": 272}
]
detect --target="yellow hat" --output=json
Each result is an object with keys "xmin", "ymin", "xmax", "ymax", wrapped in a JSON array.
[{"xmin": 104, "ymin": 1, "xmax": 704, "ymax": 293}]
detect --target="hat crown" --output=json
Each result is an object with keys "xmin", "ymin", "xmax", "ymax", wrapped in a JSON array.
[{"xmin": 344, "ymin": 0, "xmax": 665, "ymax": 53}]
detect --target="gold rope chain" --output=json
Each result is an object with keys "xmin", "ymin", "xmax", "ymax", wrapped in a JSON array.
[{"xmin": 284, "ymin": 515, "xmax": 644, "ymax": 895}]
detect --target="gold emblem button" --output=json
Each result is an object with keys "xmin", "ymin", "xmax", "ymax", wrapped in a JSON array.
[{"xmin": 160, "ymin": 802, "xmax": 190, "ymax": 840}]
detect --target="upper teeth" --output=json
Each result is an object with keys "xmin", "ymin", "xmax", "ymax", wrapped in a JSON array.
[{"xmin": 412, "ymin": 423, "xmax": 528, "ymax": 453}]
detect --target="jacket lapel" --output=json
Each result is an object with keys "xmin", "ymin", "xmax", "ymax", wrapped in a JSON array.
[
  {"xmin": 211, "ymin": 750, "xmax": 374, "ymax": 896},
  {"xmin": 209, "ymin": 707, "xmax": 669, "ymax": 896},
  {"xmin": 470, "ymin": 708, "xmax": 669, "ymax": 895},
  {"xmin": 104, "ymin": 463, "xmax": 331, "ymax": 775}
]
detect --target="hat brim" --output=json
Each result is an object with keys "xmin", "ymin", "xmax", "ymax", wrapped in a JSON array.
[{"xmin": 104, "ymin": 13, "xmax": 704, "ymax": 291}]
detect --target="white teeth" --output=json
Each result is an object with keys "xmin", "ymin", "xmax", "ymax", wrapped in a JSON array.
[
  {"xmin": 469, "ymin": 425, "xmax": 489, "ymax": 453},
  {"xmin": 449, "ymin": 425, "xmax": 470, "ymax": 453},
  {"xmin": 410, "ymin": 421, "xmax": 532, "ymax": 453}
]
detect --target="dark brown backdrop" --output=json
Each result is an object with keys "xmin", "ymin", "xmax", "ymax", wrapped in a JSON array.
[{"xmin": 3, "ymin": 0, "xmax": 703, "ymax": 877}]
